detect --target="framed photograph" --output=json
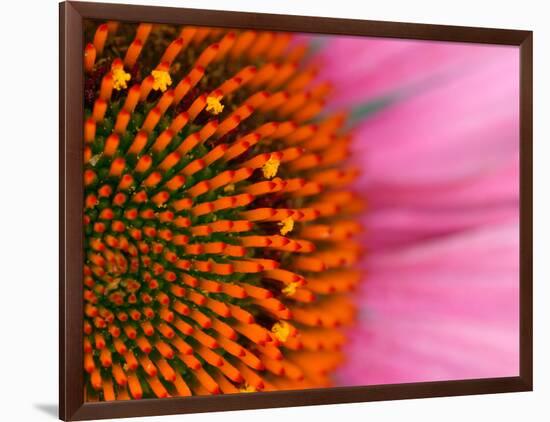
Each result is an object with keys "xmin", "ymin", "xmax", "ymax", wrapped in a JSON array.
[{"xmin": 59, "ymin": 1, "xmax": 532, "ymax": 420}]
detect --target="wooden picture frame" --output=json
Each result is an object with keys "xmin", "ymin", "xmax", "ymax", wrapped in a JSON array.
[{"xmin": 60, "ymin": 1, "xmax": 533, "ymax": 420}]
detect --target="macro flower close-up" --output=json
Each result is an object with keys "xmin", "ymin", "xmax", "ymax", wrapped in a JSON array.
[{"xmin": 81, "ymin": 21, "xmax": 520, "ymax": 401}]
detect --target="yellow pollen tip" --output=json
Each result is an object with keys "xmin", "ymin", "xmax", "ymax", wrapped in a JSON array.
[
  {"xmin": 151, "ymin": 69, "xmax": 172, "ymax": 92},
  {"xmin": 104, "ymin": 278, "xmax": 121, "ymax": 293},
  {"xmin": 262, "ymin": 157, "xmax": 280, "ymax": 179},
  {"xmin": 112, "ymin": 68, "xmax": 131, "ymax": 90},
  {"xmin": 224, "ymin": 183, "xmax": 235, "ymax": 193},
  {"xmin": 89, "ymin": 153, "xmax": 103, "ymax": 167},
  {"xmin": 278, "ymin": 217, "xmax": 294, "ymax": 236},
  {"xmin": 206, "ymin": 95, "xmax": 224, "ymax": 115},
  {"xmin": 282, "ymin": 281, "xmax": 299, "ymax": 297},
  {"xmin": 239, "ymin": 384, "xmax": 257, "ymax": 393},
  {"xmin": 271, "ymin": 321, "xmax": 291, "ymax": 342}
]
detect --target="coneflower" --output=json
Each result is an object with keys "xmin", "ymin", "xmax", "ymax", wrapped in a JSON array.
[{"xmin": 83, "ymin": 20, "xmax": 363, "ymax": 401}]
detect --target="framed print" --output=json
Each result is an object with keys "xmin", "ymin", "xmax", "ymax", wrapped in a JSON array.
[{"xmin": 59, "ymin": 1, "xmax": 533, "ymax": 420}]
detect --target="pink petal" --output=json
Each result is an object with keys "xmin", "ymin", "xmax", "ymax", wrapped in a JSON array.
[
  {"xmin": 363, "ymin": 201, "xmax": 518, "ymax": 250},
  {"xmin": 335, "ymin": 224, "xmax": 519, "ymax": 386},
  {"xmin": 315, "ymin": 37, "xmax": 517, "ymax": 109},
  {"xmin": 349, "ymin": 47, "xmax": 519, "ymax": 186},
  {"xmin": 363, "ymin": 159, "xmax": 519, "ymax": 208}
]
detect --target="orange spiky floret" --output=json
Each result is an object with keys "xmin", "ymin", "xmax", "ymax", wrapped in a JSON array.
[{"xmin": 83, "ymin": 20, "xmax": 364, "ymax": 401}]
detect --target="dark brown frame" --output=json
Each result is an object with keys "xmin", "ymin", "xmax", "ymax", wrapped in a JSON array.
[{"xmin": 60, "ymin": 1, "xmax": 533, "ymax": 420}]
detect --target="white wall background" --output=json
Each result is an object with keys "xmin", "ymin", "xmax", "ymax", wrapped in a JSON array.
[{"xmin": 0, "ymin": 0, "xmax": 547, "ymax": 420}]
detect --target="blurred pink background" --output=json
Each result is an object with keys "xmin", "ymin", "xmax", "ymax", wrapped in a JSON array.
[{"xmin": 308, "ymin": 35, "xmax": 520, "ymax": 385}]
